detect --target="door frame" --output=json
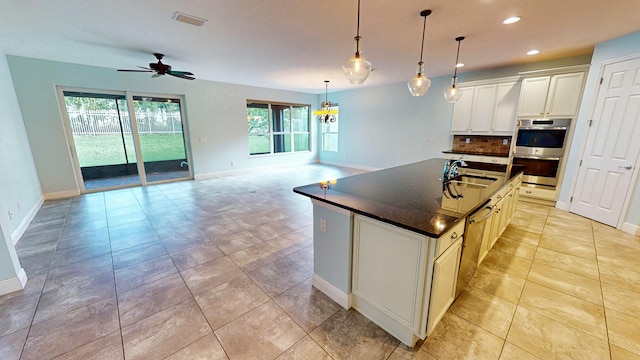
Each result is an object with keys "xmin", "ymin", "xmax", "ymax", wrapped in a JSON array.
[
  {"xmin": 567, "ymin": 53, "xmax": 640, "ymax": 230},
  {"xmin": 56, "ymin": 86, "xmax": 194, "ymax": 193}
]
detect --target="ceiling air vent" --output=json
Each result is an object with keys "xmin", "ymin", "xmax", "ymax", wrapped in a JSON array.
[{"xmin": 172, "ymin": 12, "xmax": 207, "ymax": 27}]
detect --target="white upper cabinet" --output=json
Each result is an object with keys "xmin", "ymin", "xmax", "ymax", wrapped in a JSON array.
[
  {"xmin": 517, "ymin": 72, "xmax": 585, "ymax": 117},
  {"xmin": 451, "ymin": 78, "xmax": 521, "ymax": 135}
]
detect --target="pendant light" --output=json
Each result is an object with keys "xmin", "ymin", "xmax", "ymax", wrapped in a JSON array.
[
  {"xmin": 444, "ymin": 36, "xmax": 466, "ymax": 103},
  {"xmin": 313, "ymin": 81, "xmax": 338, "ymax": 123},
  {"xmin": 343, "ymin": 0, "xmax": 373, "ymax": 84},
  {"xmin": 408, "ymin": 9, "xmax": 432, "ymax": 96}
]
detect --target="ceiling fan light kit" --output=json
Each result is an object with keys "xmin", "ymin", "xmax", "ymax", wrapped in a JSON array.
[
  {"xmin": 408, "ymin": 9, "xmax": 432, "ymax": 96},
  {"xmin": 118, "ymin": 53, "xmax": 195, "ymax": 80},
  {"xmin": 444, "ymin": 36, "xmax": 465, "ymax": 103},
  {"xmin": 343, "ymin": 0, "xmax": 373, "ymax": 85}
]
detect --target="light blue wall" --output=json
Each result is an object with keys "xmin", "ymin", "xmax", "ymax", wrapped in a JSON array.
[
  {"xmin": 313, "ymin": 204, "xmax": 353, "ymax": 294},
  {"xmin": 560, "ymin": 31, "xmax": 640, "ymax": 227},
  {"xmin": 0, "ymin": 51, "xmax": 40, "ymax": 283},
  {"xmin": 7, "ymin": 56, "xmax": 320, "ymax": 196}
]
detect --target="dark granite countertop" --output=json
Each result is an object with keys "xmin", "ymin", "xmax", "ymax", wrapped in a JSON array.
[{"xmin": 293, "ymin": 158, "xmax": 523, "ymax": 238}]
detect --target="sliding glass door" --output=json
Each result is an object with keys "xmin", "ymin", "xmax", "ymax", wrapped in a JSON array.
[
  {"xmin": 133, "ymin": 96, "xmax": 190, "ymax": 183},
  {"xmin": 60, "ymin": 89, "xmax": 191, "ymax": 192}
]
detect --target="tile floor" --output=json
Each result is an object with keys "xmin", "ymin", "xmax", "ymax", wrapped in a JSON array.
[{"xmin": 1, "ymin": 164, "xmax": 639, "ymax": 359}]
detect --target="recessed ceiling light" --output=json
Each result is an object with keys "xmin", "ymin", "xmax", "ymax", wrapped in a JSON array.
[
  {"xmin": 503, "ymin": 16, "xmax": 521, "ymax": 24},
  {"xmin": 527, "ymin": 49, "xmax": 540, "ymax": 55},
  {"xmin": 173, "ymin": 12, "xmax": 207, "ymax": 27}
]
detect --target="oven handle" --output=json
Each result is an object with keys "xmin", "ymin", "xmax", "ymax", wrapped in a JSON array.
[
  {"xmin": 513, "ymin": 155, "xmax": 561, "ymax": 161},
  {"xmin": 516, "ymin": 126, "xmax": 568, "ymax": 131}
]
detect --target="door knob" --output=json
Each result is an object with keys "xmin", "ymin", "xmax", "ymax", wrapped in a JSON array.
[{"xmin": 618, "ymin": 165, "xmax": 633, "ymax": 170}]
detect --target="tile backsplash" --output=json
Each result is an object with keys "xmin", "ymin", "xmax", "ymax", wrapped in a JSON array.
[{"xmin": 452, "ymin": 135, "xmax": 511, "ymax": 155}]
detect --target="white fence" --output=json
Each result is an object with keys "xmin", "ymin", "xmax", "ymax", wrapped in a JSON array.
[{"xmin": 68, "ymin": 110, "xmax": 183, "ymax": 135}]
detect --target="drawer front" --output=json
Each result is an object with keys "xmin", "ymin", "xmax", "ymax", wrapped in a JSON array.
[
  {"xmin": 436, "ymin": 221, "xmax": 465, "ymax": 258},
  {"xmin": 520, "ymin": 185, "xmax": 556, "ymax": 201}
]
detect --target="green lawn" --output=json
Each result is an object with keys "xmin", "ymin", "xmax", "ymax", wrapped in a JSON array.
[{"xmin": 73, "ymin": 133, "xmax": 186, "ymax": 167}]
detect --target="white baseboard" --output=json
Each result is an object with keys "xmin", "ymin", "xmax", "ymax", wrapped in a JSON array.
[
  {"xmin": 44, "ymin": 189, "xmax": 80, "ymax": 200},
  {"xmin": 555, "ymin": 201, "xmax": 569, "ymax": 211},
  {"xmin": 0, "ymin": 268, "xmax": 28, "ymax": 296},
  {"xmin": 318, "ymin": 160, "xmax": 379, "ymax": 172},
  {"xmin": 621, "ymin": 222, "xmax": 640, "ymax": 236},
  {"xmin": 194, "ymin": 160, "xmax": 318, "ymax": 180},
  {"xmin": 11, "ymin": 196, "xmax": 44, "ymax": 245},
  {"xmin": 312, "ymin": 274, "xmax": 351, "ymax": 310}
]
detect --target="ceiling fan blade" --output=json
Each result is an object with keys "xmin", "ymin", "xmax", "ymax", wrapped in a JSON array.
[
  {"xmin": 168, "ymin": 72, "xmax": 195, "ymax": 80},
  {"xmin": 137, "ymin": 66, "xmax": 153, "ymax": 70},
  {"xmin": 168, "ymin": 70, "xmax": 194, "ymax": 76},
  {"xmin": 118, "ymin": 69, "xmax": 153, "ymax": 72}
]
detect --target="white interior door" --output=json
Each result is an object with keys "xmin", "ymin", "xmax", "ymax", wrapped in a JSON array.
[{"xmin": 570, "ymin": 56, "xmax": 640, "ymax": 226}]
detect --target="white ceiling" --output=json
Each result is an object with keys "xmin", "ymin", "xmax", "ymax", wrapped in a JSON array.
[{"xmin": 2, "ymin": 0, "xmax": 640, "ymax": 93}]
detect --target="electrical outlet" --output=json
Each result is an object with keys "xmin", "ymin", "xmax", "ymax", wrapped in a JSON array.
[
  {"xmin": 503, "ymin": 138, "xmax": 508, "ymax": 145},
  {"xmin": 8, "ymin": 211, "xmax": 13, "ymax": 220},
  {"xmin": 230, "ymin": 161, "xmax": 235, "ymax": 166},
  {"xmin": 320, "ymin": 218, "xmax": 327, "ymax": 232},
  {"xmin": 466, "ymin": 138, "xmax": 470, "ymax": 144}
]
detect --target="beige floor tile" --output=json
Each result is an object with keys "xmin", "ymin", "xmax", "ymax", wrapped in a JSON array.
[
  {"xmin": 516, "ymin": 202, "xmax": 551, "ymax": 217},
  {"xmin": 180, "ymin": 256, "xmax": 244, "ymax": 295},
  {"xmin": 164, "ymin": 333, "xmax": 228, "ymax": 360},
  {"xmin": 0, "ymin": 275, "xmax": 46, "ymax": 337},
  {"xmin": 597, "ymin": 260, "xmax": 640, "ymax": 294},
  {"xmin": 422, "ymin": 312, "xmax": 504, "ymax": 360},
  {"xmin": 273, "ymin": 278, "xmax": 341, "ymax": 333},
  {"xmin": 310, "ymin": 308, "xmax": 399, "ymax": 360},
  {"xmin": 498, "ymin": 225, "xmax": 541, "ymax": 246},
  {"xmin": 602, "ymin": 281, "xmax": 640, "ymax": 316},
  {"xmin": 611, "ymin": 344, "xmax": 640, "ymax": 360},
  {"xmin": 114, "ymin": 255, "xmax": 179, "ymax": 293},
  {"xmin": 606, "ymin": 307, "xmax": 640, "ymax": 356},
  {"xmin": 117, "ymin": 272, "xmax": 192, "ymax": 327},
  {"xmin": 468, "ymin": 266, "xmax": 526, "ymax": 304},
  {"xmin": 285, "ymin": 245, "xmax": 314, "ymax": 274},
  {"xmin": 506, "ymin": 307, "xmax": 609, "ymax": 360},
  {"xmin": 0, "ymin": 328, "xmax": 29, "ymax": 360},
  {"xmin": 533, "ymin": 247, "xmax": 599, "ymax": 280},
  {"xmin": 248, "ymin": 257, "xmax": 311, "ymax": 297},
  {"xmin": 527, "ymin": 262, "xmax": 603, "ymax": 306},
  {"xmin": 518, "ymin": 282, "xmax": 607, "ymax": 340},
  {"xmin": 481, "ymin": 250, "xmax": 532, "ymax": 279},
  {"xmin": 539, "ymin": 229, "xmax": 596, "ymax": 261},
  {"xmin": 508, "ymin": 216, "xmax": 546, "ymax": 234},
  {"xmin": 52, "ymin": 331, "xmax": 123, "ymax": 360},
  {"xmin": 276, "ymin": 336, "xmax": 332, "ymax": 360},
  {"xmin": 266, "ymin": 231, "xmax": 313, "ymax": 257},
  {"xmin": 213, "ymin": 230, "xmax": 264, "ymax": 255},
  {"xmin": 122, "ymin": 298, "xmax": 212, "ymax": 360},
  {"xmin": 215, "ymin": 300, "xmax": 306, "ymax": 360},
  {"xmin": 195, "ymin": 275, "xmax": 269, "ymax": 330},
  {"xmin": 492, "ymin": 237, "xmax": 537, "ymax": 260},
  {"xmin": 21, "ymin": 297, "xmax": 119, "ymax": 360},
  {"xmin": 228, "ymin": 241, "xmax": 285, "ymax": 272},
  {"xmin": 387, "ymin": 343, "xmax": 438, "ymax": 360},
  {"xmin": 167, "ymin": 241, "xmax": 225, "ymax": 272},
  {"xmin": 449, "ymin": 285, "xmax": 516, "ymax": 338},
  {"xmin": 499, "ymin": 342, "xmax": 541, "ymax": 360}
]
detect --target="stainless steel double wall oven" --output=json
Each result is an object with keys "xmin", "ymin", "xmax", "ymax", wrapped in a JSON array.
[{"xmin": 512, "ymin": 118, "xmax": 571, "ymax": 188}]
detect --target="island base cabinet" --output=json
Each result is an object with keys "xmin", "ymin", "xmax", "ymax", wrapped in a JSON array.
[
  {"xmin": 425, "ymin": 237, "xmax": 463, "ymax": 336},
  {"xmin": 352, "ymin": 215, "xmax": 431, "ymax": 347}
]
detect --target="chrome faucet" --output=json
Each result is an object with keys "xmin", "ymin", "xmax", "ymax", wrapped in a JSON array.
[{"xmin": 443, "ymin": 158, "xmax": 468, "ymax": 182}]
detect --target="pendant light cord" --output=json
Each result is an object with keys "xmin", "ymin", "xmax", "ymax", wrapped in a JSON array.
[
  {"xmin": 355, "ymin": 0, "xmax": 362, "ymax": 54},
  {"xmin": 453, "ymin": 36, "xmax": 464, "ymax": 79},
  {"xmin": 418, "ymin": 14, "xmax": 427, "ymax": 63}
]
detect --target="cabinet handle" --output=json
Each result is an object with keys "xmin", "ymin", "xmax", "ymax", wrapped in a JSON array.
[
  {"xmin": 451, "ymin": 232, "xmax": 458, "ymax": 240},
  {"xmin": 509, "ymin": 183, "xmax": 514, "ymax": 188},
  {"xmin": 526, "ymin": 190, "xmax": 532, "ymax": 194},
  {"xmin": 497, "ymin": 194, "xmax": 502, "ymax": 199}
]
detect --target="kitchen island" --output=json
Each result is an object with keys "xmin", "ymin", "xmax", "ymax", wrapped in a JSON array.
[{"xmin": 293, "ymin": 158, "xmax": 522, "ymax": 346}]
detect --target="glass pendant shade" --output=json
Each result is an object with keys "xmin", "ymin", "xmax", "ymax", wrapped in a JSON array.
[
  {"xmin": 343, "ymin": 52, "xmax": 373, "ymax": 85},
  {"xmin": 444, "ymin": 84, "xmax": 463, "ymax": 103},
  {"xmin": 408, "ymin": 62, "xmax": 431, "ymax": 96}
]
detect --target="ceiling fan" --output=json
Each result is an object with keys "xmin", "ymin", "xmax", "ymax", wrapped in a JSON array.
[{"xmin": 117, "ymin": 53, "xmax": 195, "ymax": 80}]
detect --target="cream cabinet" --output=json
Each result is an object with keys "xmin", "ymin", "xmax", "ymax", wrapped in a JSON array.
[
  {"xmin": 517, "ymin": 72, "xmax": 585, "ymax": 117},
  {"xmin": 425, "ymin": 237, "xmax": 462, "ymax": 336},
  {"xmin": 451, "ymin": 79, "xmax": 521, "ymax": 135}
]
